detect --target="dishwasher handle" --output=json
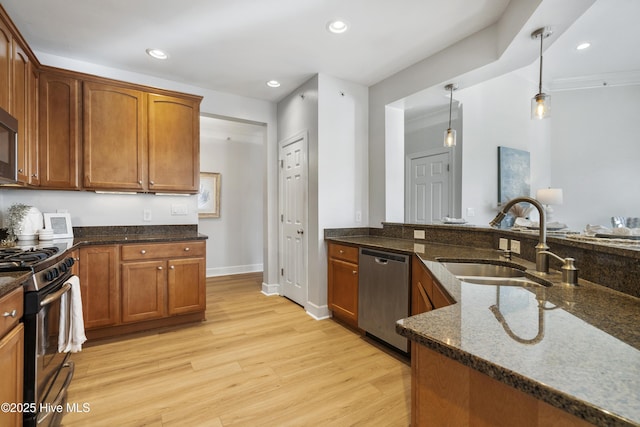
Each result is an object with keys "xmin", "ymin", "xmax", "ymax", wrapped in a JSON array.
[{"xmin": 360, "ymin": 248, "xmax": 408, "ymax": 264}]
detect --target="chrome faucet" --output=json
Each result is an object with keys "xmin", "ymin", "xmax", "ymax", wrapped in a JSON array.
[{"xmin": 490, "ymin": 197, "xmax": 550, "ymax": 273}]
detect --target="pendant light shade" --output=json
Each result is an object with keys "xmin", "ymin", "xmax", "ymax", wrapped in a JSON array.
[
  {"xmin": 531, "ymin": 27, "xmax": 552, "ymax": 120},
  {"xmin": 444, "ymin": 83, "xmax": 457, "ymax": 147}
]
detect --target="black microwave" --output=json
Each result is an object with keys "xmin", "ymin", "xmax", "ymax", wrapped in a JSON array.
[{"xmin": 0, "ymin": 106, "xmax": 18, "ymax": 184}]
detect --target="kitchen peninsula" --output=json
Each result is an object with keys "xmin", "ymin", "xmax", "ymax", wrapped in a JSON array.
[{"xmin": 326, "ymin": 223, "xmax": 640, "ymax": 427}]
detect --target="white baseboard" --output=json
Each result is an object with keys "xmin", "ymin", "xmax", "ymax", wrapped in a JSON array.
[
  {"xmin": 261, "ymin": 282, "xmax": 280, "ymax": 296},
  {"xmin": 305, "ymin": 301, "xmax": 331, "ymax": 320},
  {"xmin": 206, "ymin": 264, "xmax": 263, "ymax": 278}
]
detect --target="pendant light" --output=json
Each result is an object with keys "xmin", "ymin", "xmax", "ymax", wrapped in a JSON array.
[
  {"xmin": 444, "ymin": 83, "xmax": 457, "ymax": 147},
  {"xmin": 531, "ymin": 27, "xmax": 552, "ymax": 119}
]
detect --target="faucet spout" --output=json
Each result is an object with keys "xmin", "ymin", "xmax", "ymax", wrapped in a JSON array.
[{"xmin": 490, "ymin": 197, "xmax": 550, "ymax": 273}]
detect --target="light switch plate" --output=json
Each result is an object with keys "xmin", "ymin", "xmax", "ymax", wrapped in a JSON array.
[
  {"xmin": 171, "ymin": 204, "xmax": 188, "ymax": 215},
  {"xmin": 499, "ymin": 238, "xmax": 509, "ymax": 250},
  {"xmin": 143, "ymin": 209, "xmax": 152, "ymax": 221},
  {"xmin": 414, "ymin": 230, "xmax": 425, "ymax": 239},
  {"xmin": 511, "ymin": 240, "xmax": 521, "ymax": 254}
]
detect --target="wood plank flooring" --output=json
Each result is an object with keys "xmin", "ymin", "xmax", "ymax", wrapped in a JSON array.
[{"xmin": 62, "ymin": 273, "xmax": 411, "ymax": 426}]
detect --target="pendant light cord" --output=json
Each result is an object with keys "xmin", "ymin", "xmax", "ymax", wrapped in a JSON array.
[
  {"xmin": 448, "ymin": 85, "xmax": 453, "ymax": 128},
  {"xmin": 538, "ymin": 32, "xmax": 544, "ymax": 94}
]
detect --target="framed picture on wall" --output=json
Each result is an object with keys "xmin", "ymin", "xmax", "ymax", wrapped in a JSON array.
[
  {"xmin": 43, "ymin": 212, "xmax": 74, "ymax": 238},
  {"xmin": 198, "ymin": 172, "xmax": 221, "ymax": 218}
]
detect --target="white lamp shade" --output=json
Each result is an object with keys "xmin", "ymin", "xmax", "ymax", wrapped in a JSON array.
[{"xmin": 536, "ymin": 188, "xmax": 563, "ymax": 205}]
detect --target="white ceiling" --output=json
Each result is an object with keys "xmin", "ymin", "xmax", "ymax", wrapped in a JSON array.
[{"xmin": 2, "ymin": 0, "xmax": 511, "ymax": 102}]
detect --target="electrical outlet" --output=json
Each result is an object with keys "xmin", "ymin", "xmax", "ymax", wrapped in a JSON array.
[
  {"xmin": 499, "ymin": 238, "xmax": 509, "ymax": 250},
  {"xmin": 171, "ymin": 204, "xmax": 188, "ymax": 215},
  {"xmin": 511, "ymin": 240, "xmax": 521, "ymax": 254},
  {"xmin": 466, "ymin": 207, "xmax": 476, "ymax": 217},
  {"xmin": 355, "ymin": 211, "xmax": 362, "ymax": 223},
  {"xmin": 414, "ymin": 229, "xmax": 425, "ymax": 239},
  {"xmin": 143, "ymin": 209, "xmax": 152, "ymax": 221},
  {"xmin": 413, "ymin": 243, "xmax": 425, "ymax": 253}
]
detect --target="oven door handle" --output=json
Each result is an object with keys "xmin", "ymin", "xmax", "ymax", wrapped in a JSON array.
[{"xmin": 40, "ymin": 282, "xmax": 72, "ymax": 307}]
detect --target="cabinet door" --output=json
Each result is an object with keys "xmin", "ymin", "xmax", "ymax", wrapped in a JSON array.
[
  {"xmin": 121, "ymin": 260, "xmax": 166, "ymax": 323},
  {"xmin": 0, "ymin": 18, "xmax": 11, "ymax": 112},
  {"xmin": 167, "ymin": 257, "xmax": 205, "ymax": 315},
  {"xmin": 148, "ymin": 94, "xmax": 199, "ymax": 192},
  {"xmin": 412, "ymin": 256, "xmax": 434, "ymax": 315},
  {"xmin": 0, "ymin": 323, "xmax": 24, "ymax": 427},
  {"xmin": 83, "ymin": 81, "xmax": 146, "ymax": 190},
  {"xmin": 79, "ymin": 245, "xmax": 120, "ymax": 329},
  {"xmin": 328, "ymin": 258, "xmax": 359, "ymax": 327},
  {"xmin": 39, "ymin": 71, "xmax": 80, "ymax": 189},
  {"xmin": 12, "ymin": 41, "xmax": 29, "ymax": 183},
  {"xmin": 27, "ymin": 64, "xmax": 39, "ymax": 185}
]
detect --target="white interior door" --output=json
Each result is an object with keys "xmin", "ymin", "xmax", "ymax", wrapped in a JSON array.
[
  {"xmin": 278, "ymin": 133, "xmax": 307, "ymax": 306},
  {"xmin": 407, "ymin": 151, "xmax": 450, "ymax": 223}
]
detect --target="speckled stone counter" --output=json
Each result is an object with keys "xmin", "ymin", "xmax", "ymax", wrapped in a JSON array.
[
  {"xmin": 326, "ymin": 233, "xmax": 640, "ymax": 427},
  {"xmin": 0, "ymin": 270, "xmax": 32, "ymax": 298},
  {"xmin": 72, "ymin": 224, "xmax": 207, "ymax": 245}
]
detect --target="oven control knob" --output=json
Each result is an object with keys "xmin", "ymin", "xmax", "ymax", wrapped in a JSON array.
[
  {"xmin": 45, "ymin": 268, "xmax": 59, "ymax": 281},
  {"xmin": 60, "ymin": 263, "xmax": 69, "ymax": 273}
]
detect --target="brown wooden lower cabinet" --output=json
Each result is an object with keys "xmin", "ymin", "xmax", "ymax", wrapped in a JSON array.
[
  {"xmin": 79, "ymin": 241, "xmax": 206, "ymax": 340},
  {"xmin": 411, "ymin": 255, "xmax": 453, "ymax": 315},
  {"xmin": 327, "ymin": 243, "xmax": 359, "ymax": 328},
  {"xmin": 412, "ymin": 341, "xmax": 593, "ymax": 426},
  {"xmin": 0, "ymin": 287, "xmax": 24, "ymax": 427}
]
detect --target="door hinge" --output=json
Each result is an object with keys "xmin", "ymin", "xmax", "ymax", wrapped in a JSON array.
[
  {"xmin": 447, "ymin": 163, "xmax": 450, "ymax": 172},
  {"xmin": 281, "ymin": 268, "xmax": 284, "ymax": 276},
  {"xmin": 280, "ymin": 159, "xmax": 284, "ymax": 168},
  {"xmin": 280, "ymin": 214, "xmax": 284, "ymax": 222}
]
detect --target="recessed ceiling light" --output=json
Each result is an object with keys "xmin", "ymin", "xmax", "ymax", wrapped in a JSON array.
[
  {"xmin": 576, "ymin": 42, "xmax": 591, "ymax": 50},
  {"xmin": 146, "ymin": 48, "xmax": 168, "ymax": 60},
  {"xmin": 266, "ymin": 80, "xmax": 281, "ymax": 88},
  {"xmin": 327, "ymin": 19, "xmax": 349, "ymax": 34}
]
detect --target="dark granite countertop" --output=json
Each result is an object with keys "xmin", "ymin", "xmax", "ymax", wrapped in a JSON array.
[
  {"xmin": 0, "ymin": 270, "xmax": 32, "ymax": 298},
  {"xmin": 0, "ymin": 225, "xmax": 207, "ymax": 298},
  {"xmin": 326, "ymin": 234, "xmax": 640, "ymax": 427}
]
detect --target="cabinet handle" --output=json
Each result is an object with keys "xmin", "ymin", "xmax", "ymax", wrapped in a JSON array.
[
  {"xmin": 339, "ymin": 250, "xmax": 344, "ymax": 254},
  {"xmin": 138, "ymin": 180, "xmax": 143, "ymax": 185},
  {"xmin": 140, "ymin": 250, "xmax": 146, "ymax": 254},
  {"xmin": 170, "ymin": 265, "xmax": 175, "ymax": 270},
  {"xmin": 3, "ymin": 309, "xmax": 17, "ymax": 318},
  {"xmin": 157, "ymin": 266, "xmax": 163, "ymax": 270},
  {"xmin": 184, "ymin": 247, "xmax": 190, "ymax": 252},
  {"xmin": 18, "ymin": 169, "xmax": 23, "ymax": 173},
  {"xmin": 32, "ymin": 173, "xmax": 37, "ymax": 178},
  {"xmin": 352, "ymin": 271, "xmax": 357, "ymax": 275},
  {"xmin": 150, "ymin": 181, "xmax": 155, "ymax": 185}
]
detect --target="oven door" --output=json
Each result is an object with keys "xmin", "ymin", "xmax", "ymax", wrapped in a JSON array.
[{"xmin": 34, "ymin": 280, "xmax": 75, "ymax": 427}]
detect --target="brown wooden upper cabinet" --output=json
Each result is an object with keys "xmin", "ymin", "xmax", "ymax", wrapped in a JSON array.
[
  {"xmin": 0, "ymin": 17, "xmax": 12, "ymax": 113},
  {"xmin": 38, "ymin": 70, "xmax": 81, "ymax": 189},
  {"xmin": 83, "ymin": 82, "xmax": 200, "ymax": 193}
]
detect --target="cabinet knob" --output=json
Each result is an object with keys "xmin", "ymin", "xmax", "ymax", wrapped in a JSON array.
[
  {"xmin": 32, "ymin": 173, "xmax": 38, "ymax": 178},
  {"xmin": 138, "ymin": 180, "xmax": 143, "ymax": 185},
  {"xmin": 170, "ymin": 265, "xmax": 175, "ymax": 270},
  {"xmin": 339, "ymin": 250, "xmax": 344, "ymax": 254},
  {"xmin": 149, "ymin": 181, "xmax": 155, "ymax": 185},
  {"xmin": 184, "ymin": 247, "xmax": 190, "ymax": 251},
  {"xmin": 352, "ymin": 271, "xmax": 357, "ymax": 275},
  {"xmin": 140, "ymin": 250, "xmax": 146, "ymax": 254},
  {"xmin": 157, "ymin": 266, "xmax": 163, "ymax": 270},
  {"xmin": 3, "ymin": 309, "xmax": 17, "ymax": 318},
  {"xmin": 18, "ymin": 169, "xmax": 23, "ymax": 173}
]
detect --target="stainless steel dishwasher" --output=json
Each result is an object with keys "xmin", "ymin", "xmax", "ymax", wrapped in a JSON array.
[{"xmin": 358, "ymin": 248, "xmax": 410, "ymax": 352}]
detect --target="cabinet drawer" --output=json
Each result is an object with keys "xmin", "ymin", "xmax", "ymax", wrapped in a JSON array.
[
  {"xmin": 328, "ymin": 243, "xmax": 359, "ymax": 263},
  {"xmin": 1, "ymin": 287, "xmax": 24, "ymax": 337},
  {"xmin": 121, "ymin": 241, "xmax": 205, "ymax": 261}
]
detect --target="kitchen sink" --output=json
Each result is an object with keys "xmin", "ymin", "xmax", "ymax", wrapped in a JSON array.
[
  {"xmin": 439, "ymin": 261, "xmax": 551, "ymax": 287},
  {"xmin": 440, "ymin": 262, "xmax": 526, "ymax": 278}
]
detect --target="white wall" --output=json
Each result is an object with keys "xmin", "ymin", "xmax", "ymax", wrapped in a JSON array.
[
  {"xmin": 0, "ymin": 52, "xmax": 278, "ymax": 280},
  {"xmin": 199, "ymin": 116, "xmax": 265, "ymax": 277},
  {"xmin": 550, "ymin": 84, "xmax": 640, "ymax": 230},
  {"xmin": 456, "ymin": 71, "xmax": 551, "ymax": 226},
  {"xmin": 276, "ymin": 74, "xmax": 368, "ymax": 319}
]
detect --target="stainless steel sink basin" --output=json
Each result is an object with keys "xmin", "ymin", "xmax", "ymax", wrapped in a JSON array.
[
  {"xmin": 459, "ymin": 277, "xmax": 545, "ymax": 287},
  {"xmin": 440, "ymin": 262, "xmax": 526, "ymax": 278}
]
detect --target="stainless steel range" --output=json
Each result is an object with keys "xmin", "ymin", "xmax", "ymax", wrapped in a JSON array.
[{"xmin": 0, "ymin": 244, "xmax": 77, "ymax": 427}]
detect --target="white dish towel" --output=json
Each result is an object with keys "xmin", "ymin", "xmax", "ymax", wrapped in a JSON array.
[{"xmin": 58, "ymin": 275, "xmax": 87, "ymax": 353}]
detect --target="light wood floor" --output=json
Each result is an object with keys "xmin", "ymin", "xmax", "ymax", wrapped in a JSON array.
[{"xmin": 62, "ymin": 273, "xmax": 411, "ymax": 426}]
